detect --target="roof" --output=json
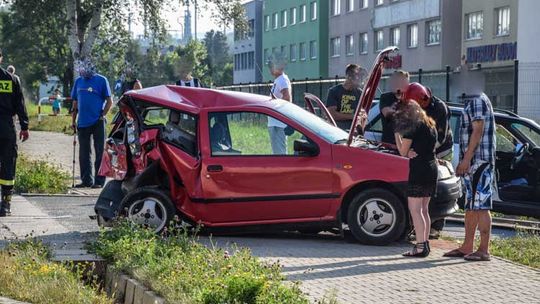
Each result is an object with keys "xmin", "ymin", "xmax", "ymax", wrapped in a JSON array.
[{"xmin": 125, "ymin": 85, "xmax": 275, "ymax": 113}]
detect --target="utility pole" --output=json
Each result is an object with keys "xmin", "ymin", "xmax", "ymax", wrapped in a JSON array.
[{"xmin": 194, "ymin": 0, "xmax": 198, "ymax": 40}]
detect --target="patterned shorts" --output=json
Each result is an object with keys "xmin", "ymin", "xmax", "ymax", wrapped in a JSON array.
[{"xmin": 463, "ymin": 162, "xmax": 494, "ymax": 211}]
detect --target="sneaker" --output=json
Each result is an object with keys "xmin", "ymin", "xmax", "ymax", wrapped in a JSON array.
[
  {"xmin": 0, "ymin": 201, "xmax": 11, "ymax": 217},
  {"xmin": 74, "ymin": 183, "xmax": 92, "ymax": 188},
  {"xmin": 91, "ymin": 184, "xmax": 103, "ymax": 189}
]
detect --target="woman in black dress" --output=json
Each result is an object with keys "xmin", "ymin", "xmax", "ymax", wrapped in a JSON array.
[{"xmin": 394, "ymin": 100, "xmax": 438, "ymax": 257}]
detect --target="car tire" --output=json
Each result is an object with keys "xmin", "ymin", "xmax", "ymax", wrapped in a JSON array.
[
  {"xmin": 347, "ymin": 188, "xmax": 406, "ymax": 246},
  {"xmin": 119, "ymin": 187, "xmax": 176, "ymax": 233}
]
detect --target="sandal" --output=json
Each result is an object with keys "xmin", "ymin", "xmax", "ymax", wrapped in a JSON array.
[
  {"xmin": 443, "ymin": 248, "xmax": 469, "ymax": 258},
  {"xmin": 402, "ymin": 242, "xmax": 429, "ymax": 258},
  {"xmin": 464, "ymin": 251, "xmax": 491, "ymax": 262}
]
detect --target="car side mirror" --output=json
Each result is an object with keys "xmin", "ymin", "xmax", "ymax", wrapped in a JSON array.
[{"xmin": 294, "ymin": 139, "xmax": 319, "ymax": 157}]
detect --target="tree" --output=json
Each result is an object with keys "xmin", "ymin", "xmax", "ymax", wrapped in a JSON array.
[{"xmin": 203, "ymin": 30, "xmax": 232, "ymax": 86}]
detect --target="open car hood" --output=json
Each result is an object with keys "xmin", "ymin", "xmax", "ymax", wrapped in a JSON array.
[{"xmin": 347, "ymin": 47, "xmax": 399, "ymax": 146}]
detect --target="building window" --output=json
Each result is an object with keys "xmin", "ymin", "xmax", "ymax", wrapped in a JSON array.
[
  {"xmin": 264, "ymin": 15, "xmax": 270, "ymax": 31},
  {"xmin": 376, "ymin": 0, "xmax": 384, "ymax": 6},
  {"xmin": 249, "ymin": 52, "xmax": 254, "ymax": 69},
  {"xmin": 359, "ymin": 32, "xmax": 368, "ymax": 54},
  {"xmin": 273, "ymin": 13, "xmax": 278, "ymax": 29},
  {"xmin": 345, "ymin": 34, "xmax": 354, "ymax": 56},
  {"xmin": 495, "ymin": 6, "xmax": 510, "ymax": 36},
  {"xmin": 390, "ymin": 27, "xmax": 400, "ymax": 46},
  {"xmin": 300, "ymin": 42, "xmax": 307, "ymax": 60},
  {"xmin": 330, "ymin": 37, "xmax": 341, "ymax": 57},
  {"xmin": 375, "ymin": 30, "xmax": 384, "ymax": 51},
  {"xmin": 264, "ymin": 48, "xmax": 269, "ymax": 63},
  {"xmin": 466, "ymin": 11, "xmax": 483, "ymax": 40},
  {"xmin": 310, "ymin": 1, "xmax": 317, "ymax": 20},
  {"xmin": 346, "ymin": 0, "xmax": 354, "ymax": 12},
  {"xmin": 290, "ymin": 7, "xmax": 297, "ymax": 25},
  {"xmin": 407, "ymin": 24, "xmax": 418, "ymax": 48},
  {"xmin": 331, "ymin": 0, "xmax": 340, "ymax": 16},
  {"xmin": 247, "ymin": 19, "xmax": 254, "ymax": 39},
  {"xmin": 426, "ymin": 19, "xmax": 441, "ymax": 45},
  {"xmin": 290, "ymin": 44, "xmax": 297, "ymax": 62},
  {"xmin": 310, "ymin": 40, "xmax": 317, "ymax": 59},
  {"xmin": 300, "ymin": 4, "xmax": 306, "ymax": 23},
  {"xmin": 360, "ymin": 0, "xmax": 368, "ymax": 9},
  {"xmin": 281, "ymin": 10, "xmax": 287, "ymax": 27},
  {"xmin": 280, "ymin": 45, "xmax": 287, "ymax": 57}
]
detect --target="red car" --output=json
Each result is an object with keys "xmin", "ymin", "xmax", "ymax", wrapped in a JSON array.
[{"xmin": 95, "ymin": 48, "xmax": 460, "ymax": 245}]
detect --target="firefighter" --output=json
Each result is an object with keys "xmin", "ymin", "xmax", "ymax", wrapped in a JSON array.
[{"xmin": 0, "ymin": 50, "xmax": 29, "ymax": 216}]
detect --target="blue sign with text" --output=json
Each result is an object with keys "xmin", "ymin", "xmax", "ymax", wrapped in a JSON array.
[{"xmin": 466, "ymin": 42, "xmax": 517, "ymax": 63}]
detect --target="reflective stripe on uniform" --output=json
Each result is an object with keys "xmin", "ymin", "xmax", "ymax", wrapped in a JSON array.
[{"xmin": 0, "ymin": 179, "xmax": 15, "ymax": 186}]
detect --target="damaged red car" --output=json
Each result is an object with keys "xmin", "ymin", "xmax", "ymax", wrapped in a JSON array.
[{"xmin": 95, "ymin": 47, "xmax": 461, "ymax": 245}]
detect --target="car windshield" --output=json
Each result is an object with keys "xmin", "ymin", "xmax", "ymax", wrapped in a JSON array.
[
  {"xmin": 511, "ymin": 121, "xmax": 540, "ymax": 147},
  {"xmin": 274, "ymin": 101, "xmax": 348, "ymax": 144}
]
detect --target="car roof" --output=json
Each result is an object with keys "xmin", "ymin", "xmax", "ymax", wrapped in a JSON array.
[{"xmin": 125, "ymin": 85, "xmax": 276, "ymax": 113}]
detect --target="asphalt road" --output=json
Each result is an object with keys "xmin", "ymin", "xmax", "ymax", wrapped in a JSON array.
[{"xmin": 25, "ymin": 195, "xmax": 517, "ymax": 240}]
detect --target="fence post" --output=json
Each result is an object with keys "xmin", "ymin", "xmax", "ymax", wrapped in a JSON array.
[
  {"xmin": 445, "ymin": 65, "xmax": 450, "ymax": 102},
  {"xmin": 319, "ymin": 76, "xmax": 323, "ymax": 98},
  {"xmin": 335, "ymin": 75, "xmax": 339, "ymax": 85},
  {"xmin": 513, "ymin": 59, "xmax": 519, "ymax": 114},
  {"xmin": 305, "ymin": 77, "xmax": 309, "ymax": 94},
  {"xmin": 418, "ymin": 68, "xmax": 423, "ymax": 84}
]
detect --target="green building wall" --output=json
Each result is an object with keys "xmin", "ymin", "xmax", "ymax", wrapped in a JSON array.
[{"xmin": 262, "ymin": 0, "xmax": 329, "ymax": 82}]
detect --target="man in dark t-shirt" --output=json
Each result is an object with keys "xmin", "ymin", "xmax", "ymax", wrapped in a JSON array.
[
  {"xmin": 326, "ymin": 64, "xmax": 364, "ymax": 130},
  {"xmin": 380, "ymin": 70, "xmax": 410, "ymax": 144}
]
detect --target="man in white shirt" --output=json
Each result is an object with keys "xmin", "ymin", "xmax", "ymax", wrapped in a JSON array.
[{"xmin": 268, "ymin": 58, "xmax": 292, "ymax": 155}]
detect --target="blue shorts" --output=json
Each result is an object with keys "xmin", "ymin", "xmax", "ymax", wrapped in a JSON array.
[{"xmin": 463, "ymin": 162, "xmax": 494, "ymax": 211}]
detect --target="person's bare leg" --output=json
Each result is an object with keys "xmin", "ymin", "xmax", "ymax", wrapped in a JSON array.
[
  {"xmin": 459, "ymin": 210, "xmax": 479, "ymax": 253},
  {"xmin": 476, "ymin": 210, "xmax": 492, "ymax": 253},
  {"xmin": 408, "ymin": 197, "xmax": 426, "ymax": 243},
  {"xmin": 421, "ymin": 197, "xmax": 431, "ymax": 241}
]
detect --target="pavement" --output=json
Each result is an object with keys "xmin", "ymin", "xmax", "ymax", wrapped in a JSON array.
[{"xmin": 1, "ymin": 195, "xmax": 539, "ymax": 304}]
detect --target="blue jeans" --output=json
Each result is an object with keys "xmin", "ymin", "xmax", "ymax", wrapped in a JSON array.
[
  {"xmin": 78, "ymin": 118, "xmax": 106, "ymax": 186},
  {"xmin": 268, "ymin": 126, "xmax": 287, "ymax": 155}
]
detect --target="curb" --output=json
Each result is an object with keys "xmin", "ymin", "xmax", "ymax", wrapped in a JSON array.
[
  {"xmin": 21, "ymin": 193, "xmax": 99, "ymax": 198},
  {"xmin": 0, "ymin": 296, "xmax": 31, "ymax": 304},
  {"xmin": 106, "ymin": 266, "xmax": 166, "ymax": 304}
]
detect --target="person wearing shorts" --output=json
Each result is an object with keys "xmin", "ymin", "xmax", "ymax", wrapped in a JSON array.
[{"xmin": 444, "ymin": 93, "xmax": 496, "ymax": 261}]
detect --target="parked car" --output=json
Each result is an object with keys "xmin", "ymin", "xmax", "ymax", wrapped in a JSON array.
[
  {"xmin": 94, "ymin": 47, "xmax": 461, "ymax": 245},
  {"xmin": 365, "ymin": 100, "xmax": 540, "ymax": 218}
]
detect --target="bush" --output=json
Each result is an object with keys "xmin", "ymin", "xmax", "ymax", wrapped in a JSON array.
[
  {"xmin": 15, "ymin": 155, "xmax": 69, "ymax": 194},
  {"xmin": 0, "ymin": 239, "xmax": 112, "ymax": 304},
  {"xmin": 92, "ymin": 222, "xmax": 311, "ymax": 304}
]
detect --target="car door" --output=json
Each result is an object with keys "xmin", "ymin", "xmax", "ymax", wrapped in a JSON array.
[{"xmin": 199, "ymin": 109, "xmax": 334, "ymax": 224}]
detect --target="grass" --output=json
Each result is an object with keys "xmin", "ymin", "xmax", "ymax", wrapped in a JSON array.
[
  {"xmin": 15, "ymin": 155, "xmax": 69, "ymax": 194},
  {"xmin": 91, "ymin": 222, "xmax": 333, "ymax": 304},
  {"xmin": 228, "ymin": 120, "xmax": 303, "ymax": 155},
  {"xmin": 0, "ymin": 239, "xmax": 112, "ymax": 304},
  {"xmin": 489, "ymin": 232, "xmax": 540, "ymax": 269},
  {"xmin": 26, "ymin": 102, "xmax": 116, "ymax": 135}
]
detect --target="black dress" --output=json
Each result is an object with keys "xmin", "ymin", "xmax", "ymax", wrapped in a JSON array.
[{"xmin": 403, "ymin": 122, "xmax": 438, "ymax": 198}]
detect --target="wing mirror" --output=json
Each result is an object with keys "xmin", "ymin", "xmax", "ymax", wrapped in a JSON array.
[{"xmin": 294, "ymin": 139, "xmax": 319, "ymax": 157}]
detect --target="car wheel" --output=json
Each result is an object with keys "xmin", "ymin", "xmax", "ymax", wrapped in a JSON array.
[
  {"xmin": 119, "ymin": 187, "xmax": 176, "ymax": 233},
  {"xmin": 347, "ymin": 188, "xmax": 406, "ymax": 245}
]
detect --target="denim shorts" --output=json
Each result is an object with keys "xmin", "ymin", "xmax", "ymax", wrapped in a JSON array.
[{"xmin": 463, "ymin": 162, "xmax": 494, "ymax": 211}]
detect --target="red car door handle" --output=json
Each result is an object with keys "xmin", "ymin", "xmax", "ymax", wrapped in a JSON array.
[{"xmin": 207, "ymin": 165, "xmax": 223, "ymax": 172}]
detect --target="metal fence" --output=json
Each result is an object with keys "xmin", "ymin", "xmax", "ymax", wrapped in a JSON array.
[{"xmin": 217, "ymin": 64, "xmax": 519, "ymax": 112}]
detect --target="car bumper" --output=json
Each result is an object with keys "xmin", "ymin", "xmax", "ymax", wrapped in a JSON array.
[{"xmin": 430, "ymin": 175, "xmax": 461, "ymax": 220}]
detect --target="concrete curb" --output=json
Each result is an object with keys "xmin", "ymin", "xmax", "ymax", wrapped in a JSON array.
[
  {"xmin": 0, "ymin": 296, "xmax": 31, "ymax": 304},
  {"xmin": 106, "ymin": 265, "xmax": 165, "ymax": 304}
]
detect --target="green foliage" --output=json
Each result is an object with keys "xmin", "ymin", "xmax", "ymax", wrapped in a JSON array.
[
  {"xmin": 15, "ymin": 155, "xmax": 70, "ymax": 194},
  {"xmin": 203, "ymin": 30, "xmax": 233, "ymax": 86},
  {"xmin": 92, "ymin": 222, "xmax": 310, "ymax": 303},
  {"xmin": 0, "ymin": 239, "xmax": 112, "ymax": 303}
]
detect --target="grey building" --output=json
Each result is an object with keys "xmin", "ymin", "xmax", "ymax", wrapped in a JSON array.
[
  {"xmin": 233, "ymin": 0, "xmax": 263, "ymax": 84},
  {"xmin": 458, "ymin": 0, "xmax": 518, "ymax": 111},
  {"xmin": 328, "ymin": 0, "xmax": 462, "ymax": 81}
]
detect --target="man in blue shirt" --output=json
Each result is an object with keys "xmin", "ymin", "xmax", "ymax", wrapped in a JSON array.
[{"xmin": 71, "ymin": 58, "xmax": 112, "ymax": 188}]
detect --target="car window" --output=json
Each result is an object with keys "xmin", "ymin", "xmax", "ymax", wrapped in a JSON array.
[
  {"xmin": 142, "ymin": 107, "xmax": 198, "ymax": 156},
  {"xmin": 365, "ymin": 115, "xmax": 382, "ymax": 133},
  {"xmin": 449, "ymin": 113, "xmax": 461, "ymax": 144},
  {"xmin": 208, "ymin": 112, "xmax": 304, "ymax": 156},
  {"xmin": 496, "ymin": 124, "xmax": 520, "ymax": 153},
  {"xmin": 511, "ymin": 122, "xmax": 540, "ymax": 147}
]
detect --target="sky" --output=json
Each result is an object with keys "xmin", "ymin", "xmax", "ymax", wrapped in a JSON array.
[{"xmin": 131, "ymin": 1, "xmax": 238, "ymax": 39}]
